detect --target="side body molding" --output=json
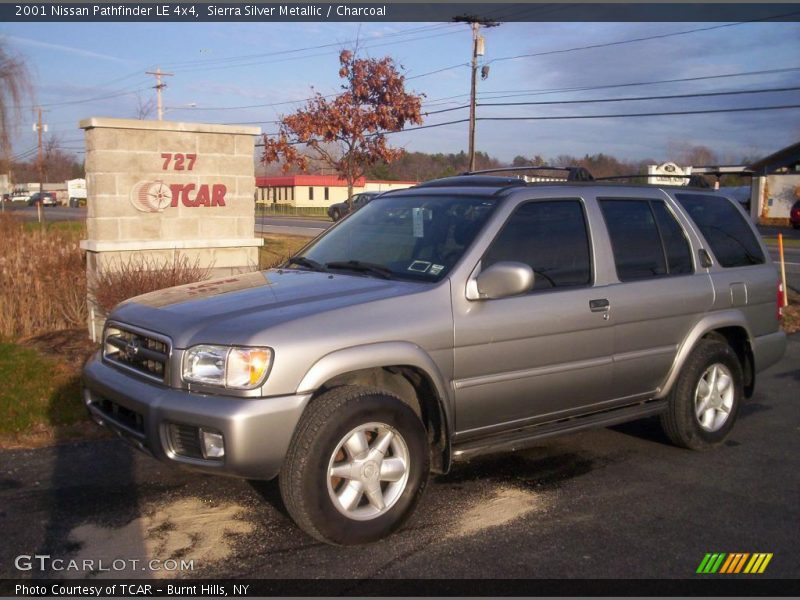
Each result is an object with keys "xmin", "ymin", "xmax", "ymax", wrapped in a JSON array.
[
  {"xmin": 296, "ymin": 341, "xmax": 454, "ymax": 435},
  {"xmin": 655, "ymin": 309, "xmax": 752, "ymax": 399}
]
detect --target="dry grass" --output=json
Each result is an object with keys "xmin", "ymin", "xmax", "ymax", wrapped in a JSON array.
[
  {"xmin": 0, "ymin": 214, "xmax": 87, "ymax": 340},
  {"xmin": 258, "ymin": 233, "xmax": 309, "ymax": 269},
  {"xmin": 90, "ymin": 253, "xmax": 213, "ymax": 315},
  {"xmin": 782, "ymin": 288, "xmax": 800, "ymax": 334}
]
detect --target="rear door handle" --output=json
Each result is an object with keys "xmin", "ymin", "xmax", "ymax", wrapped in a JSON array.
[{"xmin": 589, "ymin": 298, "xmax": 610, "ymax": 312}]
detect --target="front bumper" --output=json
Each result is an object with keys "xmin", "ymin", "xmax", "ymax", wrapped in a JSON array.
[{"xmin": 82, "ymin": 352, "xmax": 311, "ymax": 480}]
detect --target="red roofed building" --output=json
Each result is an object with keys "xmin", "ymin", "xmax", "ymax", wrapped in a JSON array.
[{"xmin": 255, "ymin": 175, "xmax": 417, "ymax": 208}]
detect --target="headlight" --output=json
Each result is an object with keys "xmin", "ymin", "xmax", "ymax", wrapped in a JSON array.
[{"xmin": 182, "ymin": 345, "xmax": 273, "ymax": 390}]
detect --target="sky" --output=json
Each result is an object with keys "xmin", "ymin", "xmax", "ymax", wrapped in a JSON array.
[{"xmin": 2, "ymin": 18, "xmax": 800, "ymax": 166}]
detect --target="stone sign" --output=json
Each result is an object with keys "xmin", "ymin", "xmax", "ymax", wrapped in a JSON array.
[{"xmin": 80, "ymin": 118, "xmax": 263, "ymax": 339}]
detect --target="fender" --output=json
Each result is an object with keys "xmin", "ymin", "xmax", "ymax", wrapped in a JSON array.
[
  {"xmin": 296, "ymin": 341, "xmax": 454, "ymax": 438},
  {"xmin": 656, "ymin": 310, "xmax": 752, "ymax": 399}
]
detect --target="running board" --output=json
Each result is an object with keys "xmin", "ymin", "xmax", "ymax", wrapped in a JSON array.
[{"xmin": 451, "ymin": 399, "xmax": 668, "ymax": 462}]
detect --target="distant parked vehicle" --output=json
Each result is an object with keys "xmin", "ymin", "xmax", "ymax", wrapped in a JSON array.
[
  {"xmin": 327, "ymin": 191, "xmax": 382, "ymax": 221},
  {"xmin": 11, "ymin": 191, "xmax": 30, "ymax": 203},
  {"xmin": 27, "ymin": 192, "xmax": 58, "ymax": 207},
  {"xmin": 67, "ymin": 178, "xmax": 87, "ymax": 207},
  {"xmin": 790, "ymin": 200, "xmax": 800, "ymax": 230}
]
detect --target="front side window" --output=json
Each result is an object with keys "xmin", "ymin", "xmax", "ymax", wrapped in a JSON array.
[
  {"xmin": 482, "ymin": 200, "xmax": 592, "ymax": 290},
  {"xmin": 297, "ymin": 194, "xmax": 498, "ymax": 282},
  {"xmin": 676, "ymin": 193, "xmax": 764, "ymax": 268}
]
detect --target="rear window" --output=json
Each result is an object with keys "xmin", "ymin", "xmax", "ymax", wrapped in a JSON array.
[{"xmin": 675, "ymin": 193, "xmax": 764, "ymax": 268}]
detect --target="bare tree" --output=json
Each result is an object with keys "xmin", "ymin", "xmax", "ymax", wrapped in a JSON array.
[
  {"xmin": 43, "ymin": 134, "xmax": 82, "ymax": 182},
  {"xmin": 0, "ymin": 40, "xmax": 33, "ymax": 171},
  {"xmin": 666, "ymin": 141, "xmax": 719, "ymax": 167},
  {"xmin": 134, "ymin": 93, "xmax": 156, "ymax": 120}
]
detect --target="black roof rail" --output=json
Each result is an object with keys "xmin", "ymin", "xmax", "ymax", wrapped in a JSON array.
[
  {"xmin": 460, "ymin": 166, "xmax": 595, "ymax": 182},
  {"xmin": 415, "ymin": 175, "xmax": 528, "ymax": 189}
]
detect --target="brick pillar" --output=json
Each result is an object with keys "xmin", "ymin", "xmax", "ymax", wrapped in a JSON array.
[{"xmin": 80, "ymin": 118, "xmax": 263, "ymax": 340}]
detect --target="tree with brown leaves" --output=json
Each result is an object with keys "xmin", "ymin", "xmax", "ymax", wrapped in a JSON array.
[{"xmin": 262, "ymin": 50, "xmax": 424, "ymax": 206}]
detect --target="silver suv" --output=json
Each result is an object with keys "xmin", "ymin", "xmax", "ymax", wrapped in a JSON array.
[{"xmin": 83, "ymin": 170, "xmax": 787, "ymax": 545}]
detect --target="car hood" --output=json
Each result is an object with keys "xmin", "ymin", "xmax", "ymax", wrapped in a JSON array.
[{"xmin": 109, "ymin": 269, "xmax": 427, "ymax": 348}]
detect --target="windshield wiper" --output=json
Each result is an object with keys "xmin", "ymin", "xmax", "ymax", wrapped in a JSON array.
[
  {"xmin": 284, "ymin": 256, "xmax": 328, "ymax": 272},
  {"xmin": 325, "ymin": 260, "xmax": 394, "ymax": 279}
]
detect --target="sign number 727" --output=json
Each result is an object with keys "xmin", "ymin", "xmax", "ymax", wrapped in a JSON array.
[{"xmin": 161, "ymin": 153, "xmax": 197, "ymax": 171}]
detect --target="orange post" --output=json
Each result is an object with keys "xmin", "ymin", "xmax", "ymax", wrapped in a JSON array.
[{"xmin": 778, "ymin": 233, "xmax": 789, "ymax": 308}]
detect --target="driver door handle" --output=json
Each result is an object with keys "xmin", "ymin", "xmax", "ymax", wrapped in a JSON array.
[{"xmin": 589, "ymin": 298, "xmax": 610, "ymax": 312}]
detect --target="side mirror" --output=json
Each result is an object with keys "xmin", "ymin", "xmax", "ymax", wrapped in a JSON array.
[{"xmin": 473, "ymin": 261, "xmax": 534, "ymax": 299}]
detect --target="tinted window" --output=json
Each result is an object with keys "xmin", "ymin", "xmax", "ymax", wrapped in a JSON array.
[
  {"xmin": 483, "ymin": 200, "xmax": 592, "ymax": 290},
  {"xmin": 676, "ymin": 193, "xmax": 764, "ymax": 267},
  {"xmin": 651, "ymin": 202, "xmax": 693, "ymax": 275},
  {"xmin": 600, "ymin": 200, "xmax": 666, "ymax": 281}
]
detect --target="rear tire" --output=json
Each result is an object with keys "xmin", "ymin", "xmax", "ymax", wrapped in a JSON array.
[
  {"xmin": 660, "ymin": 339, "xmax": 743, "ymax": 450},
  {"xmin": 280, "ymin": 385, "xmax": 429, "ymax": 545}
]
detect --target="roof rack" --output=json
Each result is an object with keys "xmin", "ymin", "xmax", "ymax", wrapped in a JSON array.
[
  {"xmin": 415, "ymin": 175, "xmax": 528, "ymax": 189},
  {"xmin": 461, "ymin": 166, "xmax": 595, "ymax": 182}
]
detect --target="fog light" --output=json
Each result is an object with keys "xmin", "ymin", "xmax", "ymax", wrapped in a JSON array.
[{"xmin": 200, "ymin": 429, "xmax": 225, "ymax": 459}]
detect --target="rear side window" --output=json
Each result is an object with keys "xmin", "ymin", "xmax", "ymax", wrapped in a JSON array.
[
  {"xmin": 676, "ymin": 193, "xmax": 764, "ymax": 267},
  {"xmin": 651, "ymin": 202, "xmax": 693, "ymax": 275},
  {"xmin": 483, "ymin": 199, "xmax": 592, "ymax": 290},
  {"xmin": 599, "ymin": 199, "xmax": 693, "ymax": 281}
]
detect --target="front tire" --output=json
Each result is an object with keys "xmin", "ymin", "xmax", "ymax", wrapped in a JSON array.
[
  {"xmin": 660, "ymin": 339, "xmax": 743, "ymax": 450},
  {"xmin": 280, "ymin": 385, "xmax": 429, "ymax": 545},
  {"xmin": 331, "ymin": 208, "xmax": 341, "ymax": 221}
]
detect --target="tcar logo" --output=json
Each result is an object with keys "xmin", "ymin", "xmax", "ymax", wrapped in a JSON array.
[{"xmin": 130, "ymin": 180, "xmax": 227, "ymax": 213}]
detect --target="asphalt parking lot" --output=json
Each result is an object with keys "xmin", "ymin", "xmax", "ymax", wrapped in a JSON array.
[{"xmin": 1, "ymin": 336, "xmax": 797, "ymax": 585}]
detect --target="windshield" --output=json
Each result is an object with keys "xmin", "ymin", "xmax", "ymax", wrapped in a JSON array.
[{"xmin": 294, "ymin": 194, "xmax": 498, "ymax": 282}]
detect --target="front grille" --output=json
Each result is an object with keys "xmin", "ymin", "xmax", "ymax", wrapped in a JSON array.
[
  {"xmin": 91, "ymin": 395, "xmax": 144, "ymax": 434},
  {"xmin": 104, "ymin": 323, "xmax": 171, "ymax": 383},
  {"xmin": 168, "ymin": 423, "xmax": 204, "ymax": 459}
]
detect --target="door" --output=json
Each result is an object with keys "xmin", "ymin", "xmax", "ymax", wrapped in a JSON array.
[
  {"xmin": 597, "ymin": 197, "xmax": 714, "ymax": 399},
  {"xmin": 452, "ymin": 198, "xmax": 616, "ymax": 437}
]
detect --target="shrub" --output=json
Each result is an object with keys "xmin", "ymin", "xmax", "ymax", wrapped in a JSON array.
[
  {"xmin": 0, "ymin": 214, "xmax": 87, "ymax": 340},
  {"xmin": 90, "ymin": 253, "xmax": 213, "ymax": 314}
]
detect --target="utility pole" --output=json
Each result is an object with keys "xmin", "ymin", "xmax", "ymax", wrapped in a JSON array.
[
  {"xmin": 34, "ymin": 107, "xmax": 47, "ymax": 226},
  {"xmin": 145, "ymin": 67, "xmax": 174, "ymax": 121},
  {"xmin": 455, "ymin": 16, "xmax": 498, "ymax": 172},
  {"xmin": 468, "ymin": 21, "xmax": 479, "ymax": 172}
]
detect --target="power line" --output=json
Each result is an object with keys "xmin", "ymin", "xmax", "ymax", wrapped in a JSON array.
[
  {"xmin": 481, "ymin": 85, "xmax": 800, "ymax": 107},
  {"xmin": 14, "ymin": 84, "xmax": 151, "ymax": 110},
  {"xmin": 487, "ymin": 13, "xmax": 800, "ymax": 66},
  {"xmin": 167, "ymin": 63, "xmax": 470, "ymax": 113},
  {"xmin": 161, "ymin": 23, "xmax": 458, "ymax": 70},
  {"xmin": 475, "ymin": 103, "xmax": 800, "ymax": 121},
  {"xmin": 10, "ymin": 146, "xmax": 37, "ymax": 161},
  {"xmin": 170, "ymin": 26, "xmax": 464, "ymax": 75},
  {"xmin": 421, "ymin": 65, "xmax": 800, "ymax": 107},
  {"xmin": 423, "ymin": 85, "xmax": 800, "ymax": 115}
]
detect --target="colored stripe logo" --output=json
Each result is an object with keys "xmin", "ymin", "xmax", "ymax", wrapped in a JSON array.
[{"xmin": 697, "ymin": 553, "xmax": 773, "ymax": 574}]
